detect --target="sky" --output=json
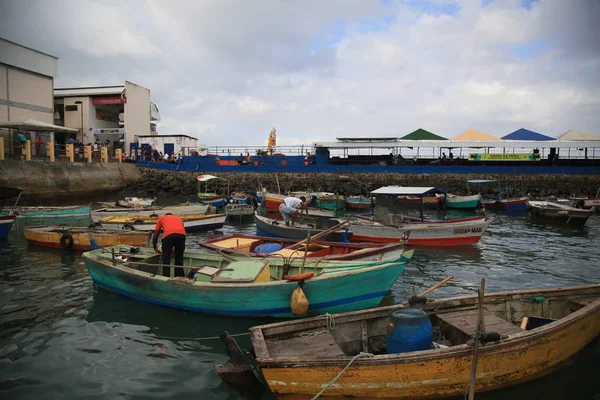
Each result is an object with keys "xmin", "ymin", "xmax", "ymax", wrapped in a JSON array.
[{"xmin": 0, "ymin": 0, "xmax": 599, "ymax": 146}]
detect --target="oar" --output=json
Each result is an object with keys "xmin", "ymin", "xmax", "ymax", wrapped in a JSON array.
[
  {"xmin": 417, "ymin": 275, "xmax": 454, "ymax": 297},
  {"xmin": 282, "ymin": 220, "xmax": 351, "ymax": 250},
  {"xmin": 468, "ymin": 278, "xmax": 486, "ymax": 400}
]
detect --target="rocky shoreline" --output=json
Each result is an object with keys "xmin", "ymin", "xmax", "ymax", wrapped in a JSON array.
[{"xmin": 122, "ymin": 170, "xmax": 600, "ymax": 199}]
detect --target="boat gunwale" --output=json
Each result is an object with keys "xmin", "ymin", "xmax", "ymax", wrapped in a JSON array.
[
  {"xmin": 82, "ymin": 249, "xmax": 412, "ymax": 289},
  {"xmin": 250, "ymin": 284, "xmax": 600, "ymax": 365},
  {"xmin": 24, "ymin": 225, "xmax": 152, "ymax": 236}
]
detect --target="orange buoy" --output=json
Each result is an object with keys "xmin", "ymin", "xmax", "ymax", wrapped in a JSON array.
[{"xmin": 283, "ymin": 272, "xmax": 314, "ymax": 281}]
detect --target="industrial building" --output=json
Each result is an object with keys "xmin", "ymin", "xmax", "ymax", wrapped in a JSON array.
[{"xmin": 54, "ymin": 82, "xmax": 161, "ymax": 151}]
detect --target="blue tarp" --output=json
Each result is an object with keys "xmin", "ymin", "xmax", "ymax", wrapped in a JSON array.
[{"xmin": 502, "ymin": 128, "xmax": 556, "ymax": 141}]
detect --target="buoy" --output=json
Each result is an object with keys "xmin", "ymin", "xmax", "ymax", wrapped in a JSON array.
[{"xmin": 290, "ymin": 285, "xmax": 309, "ymax": 316}]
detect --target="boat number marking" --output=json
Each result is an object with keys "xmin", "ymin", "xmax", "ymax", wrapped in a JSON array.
[{"xmin": 454, "ymin": 227, "xmax": 483, "ymax": 235}]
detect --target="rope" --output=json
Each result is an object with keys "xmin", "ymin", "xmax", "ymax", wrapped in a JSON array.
[
  {"xmin": 311, "ymin": 352, "xmax": 374, "ymax": 399},
  {"xmin": 318, "ymin": 312, "xmax": 336, "ymax": 332},
  {"xmin": 148, "ymin": 331, "xmax": 250, "ymax": 341}
]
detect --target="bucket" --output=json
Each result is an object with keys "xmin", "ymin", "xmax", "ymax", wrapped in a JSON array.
[{"xmin": 387, "ymin": 309, "xmax": 433, "ymax": 354}]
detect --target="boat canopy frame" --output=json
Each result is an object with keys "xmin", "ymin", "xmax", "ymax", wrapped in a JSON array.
[
  {"xmin": 466, "ymin": 179, "xmax": 525, "ymax": 200},
  {"xmin": 371, "ymin": 186, "xmax": 447, "ymax": 221},
  {"xmin": 196, "ymin": 175, "xmax": 230, "ymax": 199}
]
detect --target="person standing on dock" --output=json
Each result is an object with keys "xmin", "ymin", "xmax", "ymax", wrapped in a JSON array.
[
  {"xmin": 279, "ymin": 196, "xmax": 310, "ymax": 227},
  {"xmin": 152, "ymin": 213, "xmax": 187, "ymax": 277}
]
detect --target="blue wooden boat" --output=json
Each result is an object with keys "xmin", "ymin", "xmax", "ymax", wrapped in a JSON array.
[
  {"xmin": 0, "ymin": 204, "xmax": 91, "ymax": 218},
  {"xmin": 0, "ymin": 215, "xmax": 16, "ymax": 239},
  {"xmin": 82, "ymin": 245, "xmax": 413, "ymax": 318},
  {"xmin": 0, "ymin": 187, "xmax": 23, "ymax": 238}
]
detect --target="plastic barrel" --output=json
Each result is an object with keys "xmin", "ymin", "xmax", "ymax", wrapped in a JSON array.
[{"xmin": 387, "ymin": 309, "xmax": 433, "ymax": 354}]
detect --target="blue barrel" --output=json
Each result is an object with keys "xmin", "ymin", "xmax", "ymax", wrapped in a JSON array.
[{"xmin": 387, "ymin": 309, "xmax": 433, "ymax": 354}]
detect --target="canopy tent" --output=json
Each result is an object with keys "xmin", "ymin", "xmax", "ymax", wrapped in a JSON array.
[
  {"xmin": 555, "ymin": 129, "xmax": 600, "ymax": 141},
  {"xmin": 0, "ymin": 119, "xmax": 78, "ymax": 133},
  {"xmin": 399, "ymin": 128, "xmax": 447, "ymax": 141},
  {"xmin": 370, "ymin": 186, "xmax": 445, "ymax": 196},
  {"xmin": 502, "ymin": 128, "xmax": 555, "ymax": 141},
  {"xmin": 452, "ymin": 129, "xmax": 501, "ymax": 141}
]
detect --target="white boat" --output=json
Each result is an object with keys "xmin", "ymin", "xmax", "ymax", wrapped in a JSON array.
[
  {"xmin": 442, "ymin": 193, "xmax": 482, "ymax": 209},
  {"xmin": 350, "ymin": 218, "xmax": 491, "ymax": 246},
  {"xmin": 90, "ymin": 204, "xmax": 212, "ymax": 223},
  {"xmin": 98, "ymin": 214, "xmax": 227, "ymax": 232}
]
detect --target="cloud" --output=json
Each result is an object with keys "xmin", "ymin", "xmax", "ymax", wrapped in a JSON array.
[{"xmin": 0, "ymin": 0, "xmax": 598, "ymax": 145}]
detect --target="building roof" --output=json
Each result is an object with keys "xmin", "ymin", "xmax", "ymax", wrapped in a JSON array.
[
  {"xmin": 0, "ymin": 38, "xmax": 58, "ymax": 78},
  {"xmin": 0, "ymin": 119, "xmax": 78, "ymax": 133},
  {"xmin": 400, "ymin": 128, "xmax": 447, "ymax": 140},
  {"xmin": 502, "ymin": 128, "xmax": 556, "ymax": 141},
  {"xmin": 54, "ymin": 86, "xmax": 125, "ymax": 97},
  {"xmin": 137, "ymin": 134, "xmax": 197, "ymax": 140},
  {"xmin": 336, "ymin": 137, "xmax": 398, "ymax": 142},
  {"xmin": 452, "ymin": 129, "xmax": 501, "ymax": 141},
  {"xmin": 370, "ymin": 186, "xmax": 445, "ymax": 196},
  {"xmin": 312, "ymin": 139, "xmax": 600, "ymax": 149},
  {"xmin": 555, "ymin": 129, "xmax": 600, "ymax": 141}
]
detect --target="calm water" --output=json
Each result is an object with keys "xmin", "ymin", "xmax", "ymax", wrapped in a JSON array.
[{"xmin": 1, "ymin": 212, "xmax": 599, "ymax": 399}]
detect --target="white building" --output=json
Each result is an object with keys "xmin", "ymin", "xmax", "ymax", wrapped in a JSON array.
[
  {"xmin": 54, "ymin": 81, "xmax": 160, "ymax": 151},
  {"xmin": 137, "ymin": 134, "xmax": 198, "ymax": 156}
]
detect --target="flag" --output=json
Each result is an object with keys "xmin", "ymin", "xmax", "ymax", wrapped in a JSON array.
[{"xmin": 267, "ymin": 127, "xmax": 276, "ymax": 150}]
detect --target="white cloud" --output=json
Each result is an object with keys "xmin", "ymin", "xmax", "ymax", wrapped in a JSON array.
[{"xmin": 0, "ymin": 0, "xmax": 598, "ymax": 144}]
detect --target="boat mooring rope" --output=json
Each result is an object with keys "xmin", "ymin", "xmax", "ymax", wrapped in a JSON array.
[
  {"xmin": 322, "ymin": 312, "xmax": 336, "ymax": 332},
  {"xmin": 149, "ymin": 331, "xmax": 250, "ymax": 341},
  {"xmin": 311, "ymin": 352, "xmax": 374, "ymax": 400}
]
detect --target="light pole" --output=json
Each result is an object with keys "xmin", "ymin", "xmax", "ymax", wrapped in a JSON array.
[{"xmin": 74, "ymin": 101, "xmax": 83, "ymax": 143}]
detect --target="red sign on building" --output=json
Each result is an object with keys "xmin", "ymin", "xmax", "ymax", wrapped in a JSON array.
[{"xmin": 92, "ymin": 96, "xmax": 127, "ymax": 105}]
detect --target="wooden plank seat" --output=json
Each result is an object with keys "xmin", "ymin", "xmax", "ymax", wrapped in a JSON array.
[
  {"xmin": 266, "ymin": 329, "xmax": 346, "ymax": 358},
  {"xmin": 435, "ymin": 309, "xmax": 524, "ymax": 342}
]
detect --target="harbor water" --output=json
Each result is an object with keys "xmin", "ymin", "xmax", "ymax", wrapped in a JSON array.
[{"xmin": 1, "ymin": 212, "xmax": 599, "ymax": 399}]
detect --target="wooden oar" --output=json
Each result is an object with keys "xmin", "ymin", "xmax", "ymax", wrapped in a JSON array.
[
  {"xmin": 468, "ymin": 278, "xmax": 486, "ymax": 400},
  {"xmin": 282, "ymin": 220, "xmax": 351, "ymax": 250},
  {"xmin": 417, "ymin": 275, "xmax": 454, "ymax": 297}
]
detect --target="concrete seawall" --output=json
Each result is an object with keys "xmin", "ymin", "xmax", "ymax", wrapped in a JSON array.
[
  {"xmin": 0, "ymin": 161, "xmax": 141, "ymax": 203},
  {"xmin": 124, "ymin": 170, "xmax": 600, "ymax": 198}
]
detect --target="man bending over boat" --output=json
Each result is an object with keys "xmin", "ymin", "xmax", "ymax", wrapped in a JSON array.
[
  {"xmin": 152, "ymin": 213, "xmax": 186, "ymax": 277},
  {"xmin": 279, "ymin": 196, "xmax": 309, "ymax": 227}
]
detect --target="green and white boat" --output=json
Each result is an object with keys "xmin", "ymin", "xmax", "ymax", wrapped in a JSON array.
[
  {"xmin": 316, "ymin": 193, "xmax": 346, "ymax": 211},
  {"xmin": 442, "ymin": 193, "xmax": 482, "ymax": 209}
]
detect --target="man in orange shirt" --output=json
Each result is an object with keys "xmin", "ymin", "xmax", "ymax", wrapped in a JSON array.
[{"xmin": 152, "ymin": 213, "xmax": 186, "ymax": 277}]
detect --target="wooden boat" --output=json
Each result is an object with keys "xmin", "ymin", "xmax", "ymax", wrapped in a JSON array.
[
  {"xmin": 255, "ymin": 215, "xmax": 351, "ymax": 242},
  {"xmin": 397, "ymin": 195, "xmax": 442, "ymax": 209},
  {"xmin": 351, "ymin": 218, "xmax": 491, "ymax": 246},
  {"xmin": 90, "ymin": 204, "xmax": 211, "ymax": 223},
  {"xmin": 360, "ymin": 186, "xmax": 490, "ymax": 246},
  {"xmin": 345, "ymin": 195, "xmax": 372, "ymax": 210},
  {"xmin": 24, "ymin": 225, "xmax": 151, "ymax": 250},
  {"xmin": 0, "ymin": 204, "xmax": 91, "ymax": 218},
  {"xmin": 0, "ymin": 187, "xmax": 21, "ymax": 238},
  {"xmin": 443, "ymin": 193, "xmax": 482, "ymax": 209},
  {"xmin": 219, "ymin": 284, "xmax": 600, "ymax": 399},
  {"xmin": 224, "ymin": 203, "xmax": 254, "ymax": 219},
  {"xmin": 82, "ymin": 245, "xmax": 414, "ymax": 318},
  {"xmin": 316, "ymin": 194, "xmax": 346, "ymax": 211},
  {"xmin": 354, "ymin": 213, "xmax": 486, "ymax": 224},
  {"xmin": 197, "ymin": 174, "xmax": 228, "ymax": 207},
  {"xmin": 526, "ymin": 200, "xmax": 594, "ymax": 226},
  {"xmin": 198, "ymin": 234, "xmax": 405, "ymax": 262},
  {"xmin": 467, "ymin": 179, "xmax": 528, "ymax": 211},
  {"xmin": 0, "ymin": 215, "xmax": 16, "ymax": 239},
  {"xmin": 99, "ymin": 214, "xmax": 226, "ymax": 232}
]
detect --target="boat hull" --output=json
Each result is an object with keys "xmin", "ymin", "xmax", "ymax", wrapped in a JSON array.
[
  {"xmin": 99, "ymin": 214, "xmax": 226, "ymax": 232},
  {"xmin": 527, "ymin": 201, "xmax": 593, "ymax": 226},
  {"xmin": 255, "ymin": 215, "xmax": 350, "ymax": 242},
  {"xmin": 83, "ymin": 249, "xmax": 409, "ymax": 318},
  {"xmin": 24, "ymin": 226, "xmax": 151, "ymax": 250},
  {"xmin": 350, "ymin": 219, "xmax": 491, "ymax": 246},
  {"xmin": 90, "ymin": 204, "xmax": 211, "ymax": 223},
  {"xmin": 316, "ymin": 198, "xmax": 346, "ymax": 211},
  {"xmin": 0, "ymin": 215, "xmax": 16, "ymax": 239},
  {"xmin": 345, "ymin": 197, "xmax": 372, "ymax": 210},
  {"xmin": 445, "ymin": 194, "xmax": 482, "ymax": 209},
  {"xmin": 483, "ymin": 197, "xmax": 528, "ymax": 211},
  {"xmin": 259, "ymin": 294, "xmax": 600, "ymax": 399},
  {"xmin": 0, "ymin": 205, "xmax": 91, "ymax": 218}
]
